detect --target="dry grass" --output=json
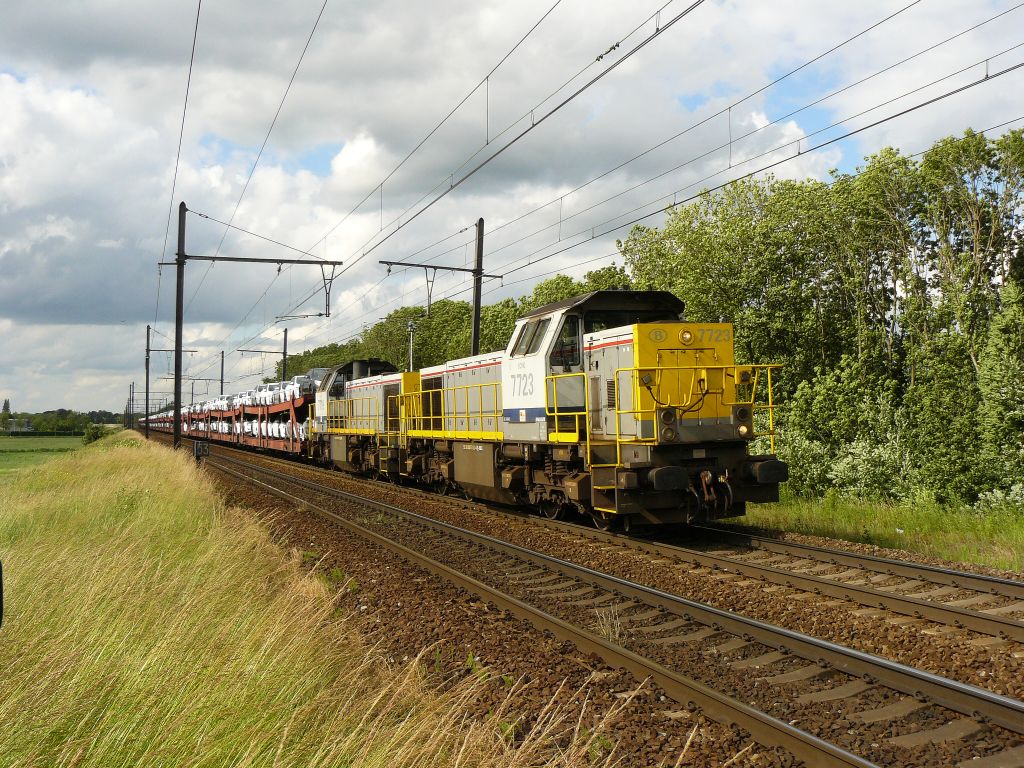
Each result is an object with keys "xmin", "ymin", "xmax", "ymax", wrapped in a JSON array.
[
  {"xmin": 591, "ymin": 604, "xmax": 627, "ymax": 646},
  {"xmin": 0, "ymin": 434, "xmax": 630, "ymax": 768}
]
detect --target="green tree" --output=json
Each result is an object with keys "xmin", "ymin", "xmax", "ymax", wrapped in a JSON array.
[
  {"xmin": 977, "ymin": 280, "xmax": 1024, "ymax": 487},
  {"xmin": 1, "ymin": 398, "xmax": 9, "ymax": 431},
  {"xmin": 621, "ymin": 175, "xmax": 852, "ymax": 393},
  {"xmin": 904, "ymin": 334, "xmax": 988, "ymax": 502}
]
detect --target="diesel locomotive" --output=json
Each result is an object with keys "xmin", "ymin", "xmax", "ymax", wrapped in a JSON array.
[{"xmin": 312, "ymin": 290, "xmax": 787, "ymax": 530}]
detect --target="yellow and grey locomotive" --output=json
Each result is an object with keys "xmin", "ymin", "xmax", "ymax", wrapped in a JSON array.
[{"xmin": 312, "ymin": 290, "xmax": 786, "ymax": 530}]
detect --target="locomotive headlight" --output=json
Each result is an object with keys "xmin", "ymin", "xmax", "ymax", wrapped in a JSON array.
[
  {"xmin": 679, "ymin": 330, "xmax": 694, "ymax": 345},
  {"xmin": 737, "ymin": 424, "xmax": 750, "ymax": 438},
  {"xmin": 661, "ymin": 426, "xmax": 678, "ymax": 442},
  {"xmin": 659, "ymin": 408, "xmax": 677, "ymax": 425}
]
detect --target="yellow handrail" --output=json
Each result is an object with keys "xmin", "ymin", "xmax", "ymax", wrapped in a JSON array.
[
  {"xmin": 545, "ymin": 372, "xmax": 585, "ymax": 442},
  {"xmin": 324, "ymin": 395, "xmax": 380, "ymax": 434},
  {"xmin": 396, "ymin": 381, "xmax": 503, "ymax": 441}
]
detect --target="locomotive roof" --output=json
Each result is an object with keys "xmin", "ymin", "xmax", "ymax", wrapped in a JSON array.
[{"xmin": 520, "ymin": 289, "xmax": 684, "ymax": 319}]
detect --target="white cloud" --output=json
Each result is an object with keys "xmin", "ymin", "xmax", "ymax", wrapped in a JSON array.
[{"xmin": 0, "ymin": 0, "xmax": 1021, "ymax": 411}]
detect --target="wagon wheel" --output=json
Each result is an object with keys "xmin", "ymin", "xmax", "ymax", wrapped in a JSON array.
[
  {"xmin": 589, "ymin": 510, "xmax": 621, "ymax": 532},
  {"xmin": 539, "ymin": 498, "xmax": 564, "ymax": 521}
]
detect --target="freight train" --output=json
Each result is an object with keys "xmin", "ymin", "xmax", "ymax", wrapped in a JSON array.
[{"xmin": 146, "ymin": 290, "xmax": 787, "ymax": 531}]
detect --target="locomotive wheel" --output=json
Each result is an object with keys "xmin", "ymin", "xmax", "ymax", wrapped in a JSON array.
[
  {"xmin": 539, "ymin": 499, "xmax": 564, "ymax": 520},
  {"xmin": 590, "ymin": 510, "xmax": 621, "ymax": 532}
]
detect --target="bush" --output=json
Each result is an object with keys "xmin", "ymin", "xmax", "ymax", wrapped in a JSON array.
[
  {"xmin": 82, "ymin": 423, "xmax": 105, "ymax": 445},
  {"xmin": 974, "ymin": 483, "xmax": 1024, "ymax": 515}
]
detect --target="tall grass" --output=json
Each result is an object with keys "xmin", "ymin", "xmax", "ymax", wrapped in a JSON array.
[
  {"xmin": 0, "ymin": 435, "xmax": 624, "ymax": 767},
  {"xmin": 735, "ymin": 492, "xmax": 1024, "ymax": 572}
]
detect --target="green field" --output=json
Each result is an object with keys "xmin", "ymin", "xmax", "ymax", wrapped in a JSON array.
[
  {"xmin": 0, "ymin": 433, "xmax": 618, "ymax": 767},
  {"xmin": 0, "ymin": 435, "xmax": 82, "ymax": 476}
]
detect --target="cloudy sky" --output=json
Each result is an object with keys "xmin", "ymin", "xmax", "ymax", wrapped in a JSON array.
[{"xmin": 1, "ymin": 0, "xmax": 1021, "ymax": 413}]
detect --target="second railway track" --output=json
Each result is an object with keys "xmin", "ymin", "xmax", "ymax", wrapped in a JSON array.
[{"xmin": 200, "ymin": 447, "xmax": 1024, "ymax": 768}]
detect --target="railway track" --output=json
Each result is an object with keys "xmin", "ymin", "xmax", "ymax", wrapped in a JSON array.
[
  {"xmin": 521, "ymin": 519, "xmax": 1024, "ymax": 644},
  {"xmin": 189, "ymin": 433, "xmax": 1024, "ymax": 645},
  {"xmin": 154, "ymin": 431, "xmax": 1024, "ymax": 649},
  {"xmin": 198, "ymin": 447, "xmax": 1024, "ymax": 768}
]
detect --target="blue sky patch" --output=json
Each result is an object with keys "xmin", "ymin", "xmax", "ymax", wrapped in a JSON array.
[
  {"xmin": 284, "ymin": 143, "xmax": 343, "ymax": 177},
  {"xmin": 1, "ymin": 66, "xmax": 27, "ymax": 83},
  {"xmin": 197, "ymin": 134, "xmax": 341, "ymax": 177}
]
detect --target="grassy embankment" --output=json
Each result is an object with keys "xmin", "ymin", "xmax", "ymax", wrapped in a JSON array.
[
  {"xmin": 0, "ymin": 435, "xmax": 83, "ymax": 476},
  {"xmin": 733, "ymin": 492, "xmax": 1024, "ymax": 573},
  {"xmin": 0, "ymin": 434, "xmax": 621, "ymax": 768}
]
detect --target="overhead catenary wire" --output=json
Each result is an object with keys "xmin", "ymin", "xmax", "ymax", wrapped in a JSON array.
[
  {"xmin": 311, "ymin": 0, "xmax": 569, "ymax": 249},
  {"xmin": 237, "ymin": 0, "xmax": 712, "ymax": 353},
  {"xmin": 477, "ymin": 112, "xmax": 1024, "ymax": 301},
  {"xmin": 154, "ymin": 0, "xmax": 202, "ymax": 328},
  {"xmin": 191, "ymin": 0, "xmax": 937, "ymax": 318},
  {"xmin": 190, "ymin": 210, "xmax": 323, "ymax": 260},
  {"xmin": 195, "ymin": 0, "xmax": 997, "ymax": 334},
  {"xmin": 490, "ymin": 60, "xmax": 1024, "ymax": 284},
  {"xmin": 290, "ymin": 41, "xmax": 1024, "ymax": 352},
  {"xmin": 257, "ymin": 0, "xmax": 933, "ymax": 336},
  {"xmin": 193, "ymin": 0, "xmax": 579, "ymax": 377},
  {"xmin": 182, "ymin": 6, "xmax": 1021, "ymax": 383},
  {"xmin": 478, "ymin": 37, "xmax": 1024, "ymax": 274},
  {"xmin": 478, "ymin": 0, "xmax": 1020, "ymax": 247},
  {"xmin": 184, "ymin": 0, "xmax": 331, "ymax": 315},
  {"xmin": 330, "ymin": 0, "xmax": 711, "ymax": 277},
  {"xmin": 304, "ymin": 90, "xmax": 1024, "ymax": 357}
]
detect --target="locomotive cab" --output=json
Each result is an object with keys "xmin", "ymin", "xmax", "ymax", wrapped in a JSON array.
[
  {"xmin": 501, "ymin": 290, "xmax": 683, "ymax": 444},
  {"xmin": 502, "ymin": 290, "xmax": 786, "ymax": 527}
]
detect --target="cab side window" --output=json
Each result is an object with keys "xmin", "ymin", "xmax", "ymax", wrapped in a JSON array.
[{"xmin": 549, "ymin": 315, "xmax": 580, "ymax": 367}]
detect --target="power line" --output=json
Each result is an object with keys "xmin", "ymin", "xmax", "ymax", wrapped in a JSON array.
[
  {"xmin": 294, "ymin": 35, "xmax": 1024, "ymax": 351},
  {"xmin": 481, "ymin": 33, "xmax": 1024, "ymax": 272},
  {"xmin": 319, "ymin": 78, "xmax": 1024, "ymax": 348},
  {"xmin": 479, "ymin": 0, "xmax": 1014, "ymax": 248},
  {"xmin": 221, "ymin": 0, "xmax": 705, "ymax": 354},
  {"xmin": 184, "ymin": 96, "xmax": 1024, "ymax": 398},
  {"xmin": 180, "ymin": 4, "xmax": 1018, "ymax": 378},
  {"xmin": 492, "ymin": 59, "xmax": 1024, "ymax": 283},
  {"xmin": 309, "ymin": 0, "xmax": 567, "ymax": 253},
  {"xmin": 480, "ymin": 113, "xmax": 1024, "ymax": 300},
  {"xmin": 190, "ymin": 210, "xmax": 322, "ymax": 259},
  {"xmin": 188, "ymin": 1, "xmax": 572, "ymax": 369},
  {"xmin": 155, "ymin": 0, "xmax": 202, "ymax": 326},
  {"xmin": 333, "ymin": 0, "xmax": 711, "ymax": 277},
  {"xmin": 185, "ymin": 0, "xmax": 330, "ymax": 315},
  {"xmin": 298, "ymin": 0, "xmax": 929, "ymax": 326}
]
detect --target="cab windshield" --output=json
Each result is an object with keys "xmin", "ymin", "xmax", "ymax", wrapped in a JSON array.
[
  {"xmin": 511, "ymin": 318, "xmax": 551, "ymax": 356},
  {"xmin": 583, "ymin": 309, "xmax": 678, "ymax": 333}
]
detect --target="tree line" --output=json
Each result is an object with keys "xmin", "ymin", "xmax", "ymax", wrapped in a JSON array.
[
  {"xmin": 0, "ymin": 400, "xmax": 121, "ymax": 433},
  {"xmin": 277, "ymin": 129, "xmax": 1024, "ymax": 510}
]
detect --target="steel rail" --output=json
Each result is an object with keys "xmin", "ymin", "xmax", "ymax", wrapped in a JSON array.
[
  {"xmin": 506, "ymin": 516, "xmax": 1024, "ymax": 641},
  {"xmin": 197, "ymin": 436, "xmax": 1024, "ymax": 641},
  {"xmin": 692, "ymin": 525, "xmax": 1024, "ymax": 599},
  {"xmin": 155, "ymin": 433, "xmax": 1024, "ymax": 640},
  {"xmin": 205, "ymin": 457, "xmax": 878, "ymax": 768},
  {"xmin": 208, "ymin": 452, "xmax": 1024, "ymax": 736}
]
